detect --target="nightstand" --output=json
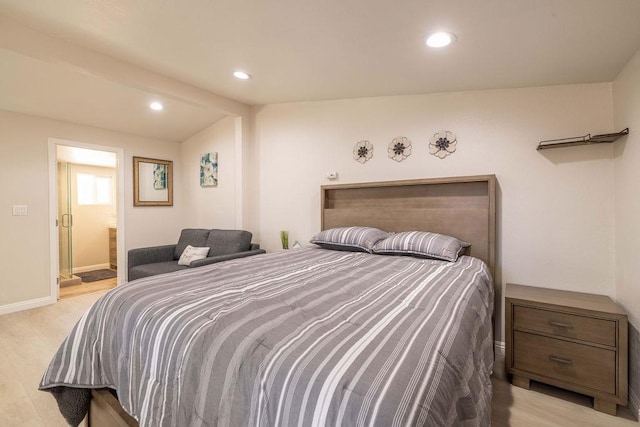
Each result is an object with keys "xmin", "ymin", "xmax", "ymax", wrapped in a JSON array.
[{"xmin": 505, "ymin": 283, "xmax": 628, "ymax": 415}]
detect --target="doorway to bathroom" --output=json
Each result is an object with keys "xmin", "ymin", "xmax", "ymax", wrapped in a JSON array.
[{"xmin": 49, "ymin": 139, "xmax": 125, "ymax": 299}]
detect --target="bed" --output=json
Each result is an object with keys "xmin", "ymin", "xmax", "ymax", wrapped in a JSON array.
[{"xmin": 40, "ymin": 175, "xmax": 497, "ymax": 426}]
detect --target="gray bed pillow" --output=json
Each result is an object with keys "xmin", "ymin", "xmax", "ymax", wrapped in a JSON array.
[
  {"xmin": 206, "ymin": 229, "xmax": 252, "ymax": 257},
  {"xmin": 310, "ymin": 226, "xmax": 389, "ymax": 253},
  {"xmin": 174, "ymin": 229, "xmax": 211, "ymax": 260},
  {"xmin": 372, "ymin": 231, "xmax": 470, "ymax": 262}
]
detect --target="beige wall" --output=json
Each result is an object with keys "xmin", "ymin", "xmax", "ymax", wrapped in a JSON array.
[
  {"xmin": 181, "ymin": 116, "xmax": 238, "ymax": 229},
  {"xmin": 613, "ymin": 48, "xmax": 640, "ymax": 329},
  {"xmin": 0, "ymin": 109, "xmax": 184, "ymax": 310},
  {"xmin": 252, "ymin": 83, "xmax": 616, "ymax": 340}
]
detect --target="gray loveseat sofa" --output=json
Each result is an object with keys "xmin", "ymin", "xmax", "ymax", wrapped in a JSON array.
[{"xmin": 128, "ymin": 228, "xmax": 265, "ymax": 281}]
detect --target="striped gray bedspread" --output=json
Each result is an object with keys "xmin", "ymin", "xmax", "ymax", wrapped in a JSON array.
[{"xmin": 40, "ymin": 247, "xmax": 494, "ymax": 426}]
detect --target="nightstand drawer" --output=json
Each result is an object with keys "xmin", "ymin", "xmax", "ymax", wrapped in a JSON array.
[
  {"xmin": 513, "ymin": 305, "xmax": 615, "ymax": 346},
  {"xmin": 513, "ymin": 331, "xmax": 616, "ymax": 394}
]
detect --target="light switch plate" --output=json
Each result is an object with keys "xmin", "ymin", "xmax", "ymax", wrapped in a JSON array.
[{"xmin": 12, "ymin": 205, "xmax": 28, "ymax": 216}]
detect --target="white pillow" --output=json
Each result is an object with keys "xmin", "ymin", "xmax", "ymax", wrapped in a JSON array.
[{"xmin": 178, "ymin": 245, "xmax": 210, "ymax": 266}]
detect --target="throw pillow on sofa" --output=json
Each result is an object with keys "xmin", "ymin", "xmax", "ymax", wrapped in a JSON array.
[
  {"xmin": 178, "ymin": 245, "xmax": 210, "ymax": 266},
  {"xmin": 174, "ymin": 229, "xmax": 210, "ymax": 259}
]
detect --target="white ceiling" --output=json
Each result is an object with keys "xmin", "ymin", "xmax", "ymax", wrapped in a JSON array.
[
  {"xmin": 0, "ymin": 48, "xmax": 227, "ymax": 141},
  {"xmin": 1, "ymin": 0, "xmax": 640, "ymax": 140}
]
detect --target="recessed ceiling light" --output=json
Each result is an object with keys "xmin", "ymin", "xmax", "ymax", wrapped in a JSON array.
[
  {"xmin": 149, "ymin": 101, "xmax": 164, "ymax": 111},
  {"xmin": 233, "ymin": 71, "xmax": 252, "ymax": 80},
  {"xmin": 425, "ymin": 32, "xmax": 456, "ymax": 48}
]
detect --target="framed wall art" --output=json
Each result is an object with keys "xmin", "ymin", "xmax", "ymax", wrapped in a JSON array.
[
  {"xmin": 133, "ymin": 156, "xmax": 173, "ymax": 206},
  {"xmin": 200, "ymin": 152, "xmax": 218, "ymax": 187}
]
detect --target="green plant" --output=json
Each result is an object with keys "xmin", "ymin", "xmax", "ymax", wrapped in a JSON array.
[{"xmin": 280, "ymin": 230, "xmax": 289, "ymax": 249}]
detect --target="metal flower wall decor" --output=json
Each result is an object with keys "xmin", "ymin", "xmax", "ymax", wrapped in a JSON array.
[
  {"xmin": 353, "ymin": 140, "xmax": 373, "ymax": 163},
  {"xmin": 352, "ymin": 132, "xmax": 457, "ymax": 163},
  {"xmin": 388, "ymin": 136, "xmax": 412, "ymax": 162},
  {"xmin": 429, "ymin": 130, "xmax": 457, "ymax": 159}
]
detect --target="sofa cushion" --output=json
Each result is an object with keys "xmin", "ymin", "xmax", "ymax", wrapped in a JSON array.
[
  {"xmin": 174, "ymin": 229, "xmax": 211, "ymax": 260},
  {"xmin": 128, "ymin": 261, "xmax": 189, "ymax": 281},
  {"xmin": 206, "ymin": 229, "xmax": 252, "ymax": 257}
]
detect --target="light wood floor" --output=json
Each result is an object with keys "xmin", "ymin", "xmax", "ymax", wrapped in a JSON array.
[
  {"xmin": 0, "ymin": 291, "xmax": 105, "ymax": 426},
  {"xmin": 59, "ymin": 277, "xmax": 117, "ymax": 299},
  {"xmin": 0, "ymin": 292, "xmax": 637, "ymax": 426}
]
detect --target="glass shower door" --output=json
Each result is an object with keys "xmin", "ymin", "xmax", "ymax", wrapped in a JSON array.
[{"xmin": 58, "ymin": 162, "xmax": 73, "ymax": 281}]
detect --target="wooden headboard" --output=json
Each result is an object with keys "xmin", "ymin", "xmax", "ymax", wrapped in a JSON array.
[{"xmin": 321, "ymin": 175, "xmax": 496, "ymax": 278}]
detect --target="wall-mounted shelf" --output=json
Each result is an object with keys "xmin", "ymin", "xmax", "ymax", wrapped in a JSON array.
[{"xmin": 537, "ymin": 128, "xmax": 629, "ymax": 150}]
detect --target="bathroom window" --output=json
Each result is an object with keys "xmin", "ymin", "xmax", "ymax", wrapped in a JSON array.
[{"xmin": 78, "ymin": 174, "xmax": 113, "ymax": 205}]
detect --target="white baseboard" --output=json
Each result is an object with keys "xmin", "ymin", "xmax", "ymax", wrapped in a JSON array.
[
  {"xmin": 629, "ymin": 387, "xmax": 640, "ymax": 421},
  {"xmin": 73, "ymin": 263, "xmax": 110, "ymax": 274},
  {"xmin": 0, "ymin": 295, "xmax": 56, "ymax": 316}
]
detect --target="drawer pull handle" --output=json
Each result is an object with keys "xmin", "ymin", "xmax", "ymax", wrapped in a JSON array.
[
  {"xmin": 549, "ymin": 320, "xmax": 573, "ymax": 329},
  {"xmin": 549, "ymin": 355, "xmax": 573, "ymax": 365}
]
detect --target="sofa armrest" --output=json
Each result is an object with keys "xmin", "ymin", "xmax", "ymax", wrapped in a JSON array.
[
  {"xmin": 250, "ymin": 243, "xmax": 261, "ymax": 250},
  {"xmin": 189, "ymin": 249, "xmax": 266, "ymax": 268},
  {"xmin": 128, "ymin": 244, "xmax": 177, "ymax": 271}
]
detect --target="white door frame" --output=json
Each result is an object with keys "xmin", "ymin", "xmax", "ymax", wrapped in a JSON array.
[{"xmin": 48, "ymin": 138, "xmax": 126, "ymax": 299}]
